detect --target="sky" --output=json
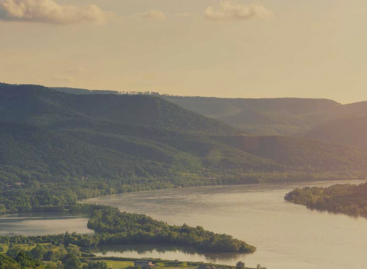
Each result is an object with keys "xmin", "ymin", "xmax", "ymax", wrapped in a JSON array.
[{"xmin": 1, "ymin": 0, "xmax": 367, "ymax": 103}]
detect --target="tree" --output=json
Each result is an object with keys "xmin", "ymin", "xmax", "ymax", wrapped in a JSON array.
[
  {"xmin": 15, "ymin": 252, "xmax": 41, "ymax": 268},
  {"xmin": 6, "ymin": 246, "xmax": 22, "ymax": 259},
  {"xmin": 44, "ymin": 250, "xmax": 56, "ymax": 261},
  {"xmin": 0, "ymin": 204, "xmax": 6, "ymax": 214},
  {"xmin": 62, "ymin": 254, "xmax": 81, "ymax": 269},
  {"xmin": 83, "ymin": 261, "xmax": 108, "ymax": 269},
  {"xmin": 66, "ymin": 244, "xmax": 81, "ymax": 257},
  {"xmin": 57, "ymin": 244, "xmax": 68, "ymax": 258},
  {"xmin": 30, "ymin": 244, "xmax": 46, "ymax": 260},
  {"xmin": 236, "ymin": 261, "xmax": 245, "ymax": 269}
]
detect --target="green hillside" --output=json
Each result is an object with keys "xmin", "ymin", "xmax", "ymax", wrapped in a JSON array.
[
  {"xmin": 0, "ymin": 122, "xmax": 173, "ymax": 183},
  {"xmin": 0, "ymin": 83, "xmax": 240, "ymax": 136},
  {"xmin": 2, "ymin": 83, "xmax": 367, "ymax": 214},
  {"xmin": 214, "ymin": 135, "xmax": 367, "ymax": 172},
  {"xmin": 304, "ymin": 117, "xmax": 367, "ymax": 149},
  {"xmin": 165, "ymin": 96, "xmax": 342, "ymax": 135},
  {"xmin": 51, "ymin": 86, "xmax": 367, "ymax": 136}
]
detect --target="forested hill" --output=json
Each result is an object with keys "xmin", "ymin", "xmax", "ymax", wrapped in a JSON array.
[
  {"xmin": 0, "ymin": 83, "xmax": 240, "ymax": 136},
  {"xmin": 165, "ymin": 96, "xmax": 341, "ymax": 116},
  {"xmin": 165, "ymin": 97, "xmax": 367, "ymax": 136},
  {"xmin": 51, "ymin": 86, "xmax": 367, "ymax": 136},
  {"xmin": 213, "ymin": 135, "xmax": 367, "ymax": 172},
  {"xmin": 304, "ymin": 117, "xmax": 367, "ymax": 149},
  {"xmin": 0, "ymin": 122, "xmax": 172, "ymax": 183},
  {"xmin": 2, "ymin": 82, "xmax": 367, "ymax": 214}
]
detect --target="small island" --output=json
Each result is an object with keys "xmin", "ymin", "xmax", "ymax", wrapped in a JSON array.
[
  {"xmin": 88, "ymin": 207, "xmax": 256, "ymax": 253},
  {"xmin": 285, "ymin": 181, "xmax": 367, "ymax": 217},
  {"xmin": 0, "ymin": 205, "xmax": 259, "ymax": 269}
]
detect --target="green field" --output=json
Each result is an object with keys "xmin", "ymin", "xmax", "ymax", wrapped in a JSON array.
[{"xmin": 103, "ymin": 260, "xmax": 134, "ymax": 269}]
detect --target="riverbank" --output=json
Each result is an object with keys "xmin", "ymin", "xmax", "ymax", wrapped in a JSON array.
[
  {"xmin": 1, "ymin": 180, "xmax": 366, "ymax": 269},
  {"xmin": 82, "ymin": 180, "xmax": 367, "ymax": 269},
  {"xmin": 1, "ymin": 172, "xmax": 365, "ymax": 215},
  {"xmin": 91, "ymin": 257, "xmax": 260, "ymax": 269}
]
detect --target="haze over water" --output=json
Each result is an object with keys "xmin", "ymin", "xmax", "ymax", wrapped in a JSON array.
[{"xmin": 84, "ymin": 180, "xmax": 367, "ymax": 269}]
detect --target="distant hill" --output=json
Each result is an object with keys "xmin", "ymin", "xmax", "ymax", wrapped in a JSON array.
[
  {"xmin": 165, "ymin": 96, "xmax": 341, "ymax": 115},
  {"xmin": 2, "ymin": 82, "xmax": 367, "ymax": 213},
  {"xmin": 51, "ymin": 86, "xmax": 367, "ymax": 136},
  {"xmin": 53, "ymin": 87, "xmax": 120, "ymax": 95},
  {"xmin": 0, "ymin": 83, "xmax": 280, "ymax": 183},
  {"xmin": 304, "ymin": 117, "xmax": 367, "ymax": 149},
  {"xmin": 164, "ymin": 96, "xmax": 343, "ymax": 135},
  {"xmin": 1, "ymin": 83, "xmax": 240, "ymax": 136},
  {"xmin": 50, "ymin": 87, "xmax": 345, "ymax": 135},
  {"xmin": 164, "ymin": 97, "xmax": 367, "ymax": 136},
  {"xmin": 214, "ymin": 135, "xmax": 367, "ymax": 172},
  {"xmin": 1, "ymin": 82, "xmax": 367, "ymax": 178}
]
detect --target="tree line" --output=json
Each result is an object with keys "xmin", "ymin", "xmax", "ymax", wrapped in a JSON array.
[{"xmin": 285, "ymin": 181, "xmax": 367, "ymax": 217}]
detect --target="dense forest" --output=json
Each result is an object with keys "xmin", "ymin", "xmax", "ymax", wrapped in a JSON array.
[
  {"xmin": 0, "ymin": 252, "xmax": 108, "ymax": 269},
  {"xmin": 284, "ymin": 181, "xmax": 367, "ymax": 217},
  {"xmin": 87, "ymin": 207, "xmax": 256, "ymax": 253},
  {"xmin": 1, "ymin": 83, "xmax": 367, "ymax": 214}
]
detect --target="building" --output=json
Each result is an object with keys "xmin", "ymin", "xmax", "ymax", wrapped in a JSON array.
[{"xmin": 134, "ymin": 261, "xmax": 155, "ymax": 268}]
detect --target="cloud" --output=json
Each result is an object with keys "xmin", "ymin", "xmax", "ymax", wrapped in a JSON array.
[
  {"xmin": 137, "ymin": 10, "xmax": 166, "ymax": 21},
  {"xmin": 205, "ymin": 1, "xmax": 273, "ymax": 21},
  {"xmin": 0, "ymin": 0, "xmax": 113, "ymax": 24}
]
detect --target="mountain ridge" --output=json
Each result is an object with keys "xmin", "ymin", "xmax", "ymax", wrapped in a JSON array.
[{"xmin": 50, "ymin": 85, "xmax": 367, "ymax": 136}]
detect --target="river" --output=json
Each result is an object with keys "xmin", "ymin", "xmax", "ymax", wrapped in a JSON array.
[
  {"xmin": 83, "ymin": 180, "xmax": 367, "ymax": 269},
  {"xmin": 1, "ymin": 180, "xmax": 366, "ymax": 269}
]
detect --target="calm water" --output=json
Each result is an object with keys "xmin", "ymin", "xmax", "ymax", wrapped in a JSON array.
[
  {"xmin": 0, "ymin": 212, "xmax": 92, "ymax": 236},
  {"xmin": 81, "ymin": 244, "xmax": 244, "ymax": 264},
  {"xmin": 1, "ymin": 180, "xmax": 367, "ymax": 269},
  {"xmin": 83, "ymin": 180, "xmax": 367, "ymax": 269}
]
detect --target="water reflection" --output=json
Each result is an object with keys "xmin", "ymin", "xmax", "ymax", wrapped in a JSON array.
[{"xmin": 82, "ymin": 244, "xmax": 245, "ymax": 264}]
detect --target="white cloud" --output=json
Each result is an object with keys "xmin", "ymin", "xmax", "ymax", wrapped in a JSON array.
[
  {"xmin": 205, "ymin": 1, "xmax": 273, "ymax": 21},
  {"xmin": 137, "ymin": 10, "xmax": 166, "ymax": 21},
  {"xmin": 0, "ymin": 0, "xmax": 113, "ymax": 24}
]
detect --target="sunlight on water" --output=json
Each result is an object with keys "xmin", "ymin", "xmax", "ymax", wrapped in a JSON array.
[
  {"xmin": 2, "ymin": 180, "xmax": 366, "ymax": 269},
  {"xmin": 84, "ymin": 180, "xmax": 367, "ymax": 269}
]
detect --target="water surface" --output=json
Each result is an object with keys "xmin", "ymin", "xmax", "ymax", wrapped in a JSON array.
[
  {"xmin": 81, "ymin": 244, "xmax": 243, "ymax": 264},
  {"xmin": 84, "ymin": 180, "xmax": 367, "ymax": 269},
  {"xmin": 0, "ymin": 212, "xmax": 91, "ymax": 236}
]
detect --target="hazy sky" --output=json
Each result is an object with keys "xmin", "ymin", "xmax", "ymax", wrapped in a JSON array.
[{"xmin": 1, "ymin": 0, "xmax": 367, "ymax": 103}]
